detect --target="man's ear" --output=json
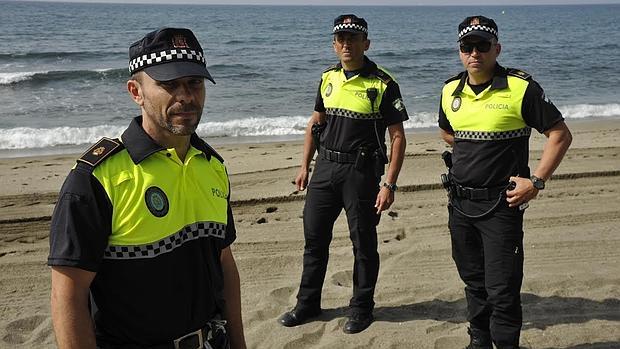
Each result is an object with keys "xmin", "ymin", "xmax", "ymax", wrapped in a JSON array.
[
  {"xmin": 127, "ymin": 79, "xmax": 143, "ymax": 106},
  {"xmin": 365, "ymin": 39, "xmax": 370, "ymax": 51}
]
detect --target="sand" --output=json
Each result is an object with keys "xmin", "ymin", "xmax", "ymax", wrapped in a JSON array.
[{"xmin": 0, "ymin": 119, "xmax": 618, "ymax": 348}]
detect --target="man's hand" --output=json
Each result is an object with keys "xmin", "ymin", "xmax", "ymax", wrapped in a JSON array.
[
  {"xmin": 375, "ymin": 186, "xmax": 394, "ymax": 214},
  {"xmin": 295, "ymin": 168, "xmax": 310, "ymax": 191},
  {"xmin": 506, "ymin": 176, "xmax": 539, "ymax": 208}
]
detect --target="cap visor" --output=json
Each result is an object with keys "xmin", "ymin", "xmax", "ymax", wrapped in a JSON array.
[
  {"xmin": 459, "ymin": 31, "xmax": 495, "ymax": 42},
  {"xmin": 144, "ymin": 62, "xmax": 215, "ymax": 83}
]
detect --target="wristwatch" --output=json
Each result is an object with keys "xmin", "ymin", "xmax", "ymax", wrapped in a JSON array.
[
  {"xmin": 531, "ymin": 175, "xmax": 545, "ymax": 190},
  {"xmin": 383, "ymin": 182, "xmax": 398, "ymax": 192}
]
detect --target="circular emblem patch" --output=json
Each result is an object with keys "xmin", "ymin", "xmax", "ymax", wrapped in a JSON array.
[
  {"xmin": 145, "ymin": 187, "xmax": 169, "ymax": 218},
  {"xmin": 325, "ymin": 83, "xmax": 333, "ymax": 97},
  {"xmin": 451, "ymin": 96, "xmax": 462, "ymax": 112}
]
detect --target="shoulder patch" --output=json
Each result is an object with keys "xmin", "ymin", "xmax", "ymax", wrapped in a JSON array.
[
  {"xmin": 507, "ymin": 68, "xmax": 532, "ymax": 80},
  {"xmin": 77, "ymin": 137, "xmax": 124, "ymax": 168},
  {"xmin": 323, "ymin": 64, "xmax": 340, "ymax": 73},
  {"xmin": 373, "ymin": 68, "xmax": 393, "ymax": 84},
  {"xmin": 444, "ymin": 71, "xmax": 465, "ymax": 84}
]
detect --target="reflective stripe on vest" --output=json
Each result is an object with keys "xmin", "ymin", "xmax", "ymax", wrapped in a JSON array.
[
  {"xmin": 92, "ymin": 145, "xmax": 230, "ymax": 259},
  {"xmin": 321, "ymin": 67, "xmax": 393, "ymax": 119},
  {"xmin": 442, "ymin": 75, "xmax": 530, "ymax": 140}
]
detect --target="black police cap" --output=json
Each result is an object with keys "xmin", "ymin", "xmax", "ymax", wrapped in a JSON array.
[
  {"xmin": 333, "ymin": 14, "xmax": 368, "ymax": 35},
  {"xmin": 128, "ymin": 27, "xmax": 215, "ymax": 83},
  {"xmin": 458, "ymin": 16, "xmax": 498, "ymax": 42}
]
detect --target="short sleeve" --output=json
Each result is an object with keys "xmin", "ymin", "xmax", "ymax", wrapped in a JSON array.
[
  {"xmin": 48, "ymin": 164, "xmax": 113, "ymax": 272},
  {"xmin": 438, "ymin": 94, "xmax": 453, "ymax": 132},
  {"xmin": 522, "ymin": 80, "xmax": 564, "ymax": 133},
  {"xmin": 223, "ymin": 202, "xmax": 237, "ymax": 248},
  {"xmin": 379, "ymin": 80, "xmax": 409, "ymax": 126},
  {"xmin": 314, "ymin": 79, "xmax": 326, "ymax": 113}
]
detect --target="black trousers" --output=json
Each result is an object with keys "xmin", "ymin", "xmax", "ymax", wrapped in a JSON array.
[
  {"xmin": 449, "ymin": 198, "xmax": 524, "ymax": 349},
  {"xmin": 296, "ymin": 158, "xmax": 381, "ymax": 314}
]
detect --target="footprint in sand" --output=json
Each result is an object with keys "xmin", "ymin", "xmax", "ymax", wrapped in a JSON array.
[
  {"xmin": 282, "ymin": 324, "xmax": 327, "ymax": 349},
  {"xmin": 331, "ymin": 270, "xmax": 353, "ymax": 287},
  {"xmin": 266, "ymin": 206, "xmax": 278, "ymax": 213},
  {"xmin": 269, "ymin": 286, "xmax": 296, "ymax": 301},
  {"xmin": 434, "ymin": 335, "xmax": 466, "ymax": 349},
  {"xmin": 383, "ymin": 228, "xmax": 406, "ymax": 243},
  {"xmin": 3, "ymin": 315, "xmax": 49, "ymax": 345}
]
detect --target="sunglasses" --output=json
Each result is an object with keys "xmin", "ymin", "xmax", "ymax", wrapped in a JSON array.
[{"xmin": 459, "ymin": 41, "xmax": 493, "ymax": 53}]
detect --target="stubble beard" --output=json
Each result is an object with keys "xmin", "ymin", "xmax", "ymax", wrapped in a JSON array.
[{"xmin": 144, "ymin": 100, "xmax": 202, "ymax": 136}]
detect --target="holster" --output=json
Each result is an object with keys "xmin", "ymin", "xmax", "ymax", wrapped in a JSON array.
[
  {"xmin": 311, "ymin": 123, "xmax": 326, "ymax": 152},
  {"xmin": 354, "ymin": 147, "xmax": 370, "ymax": 171},
  {"xmin": 372, "ymin": 148, "xmax": 387, "ymax": 177}
]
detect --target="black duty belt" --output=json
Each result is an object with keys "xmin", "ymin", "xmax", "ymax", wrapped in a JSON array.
[
  {"xmin": 452, "ymin": 183, "xmax": 507, "ymax": 201},
  {"xmin": 100, "ymin": 319, "xmax": 228, "ymax": 349},
  {"xmin": 320, "ymin": 147, "xmax": 356, "ymax": 163}
]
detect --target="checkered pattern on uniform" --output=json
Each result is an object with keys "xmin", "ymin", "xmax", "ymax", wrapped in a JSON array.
[
  {"xmin": 326, "ymin": 107, "xmax": 381, "ymax": 120},
  {"xmin": 333, "ymin": 23, "xmax": 368, "ymax": 34},
  {"xmin": 128, "ymin": 49, "xmax": 205, "ymax": 74},
  {"xmin": 454, "ymin": 127, "xmax": 531, "ymax": 141},
  {"xmin": 103, "ymin": 221, "xmax": 226, "ymax": 260},
  {"xmin": 458, "ymin": 25, "xmax": 498, "ymax": 39}
]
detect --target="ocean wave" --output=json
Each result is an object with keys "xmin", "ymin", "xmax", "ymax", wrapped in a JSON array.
[
  {"xmin": 1, "ymin": 106, "xmax": 618, "ymax": 150},
  {"xmin": 0, "ymin": 72, "xmax": 39, "ymax": 85},
  {"xmin": 560, "ymin": 103, "xmax": 620, "ymax": 119},
  {"xmin": 0, "ymin": 68, "xmax": 127, "ymax": 86},
  {"xmin": 0, "ymin": 51, "xmax": 123, "ymax": 60},
  {"xmin": 0, "ymin": 125, "xmax": 126, "ymax": 150}
]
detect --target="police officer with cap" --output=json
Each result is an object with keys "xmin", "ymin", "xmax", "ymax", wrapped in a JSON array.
[
  {"xmin": 279, "ymin": 14, "xmax": 409, "ymax": 334},
  {"xmin": 49, "ymin": 27, "xmax": 247, "ymax": 349},
  {"xmin": 438, "ymin": 16, "xmax": 572, "ymax": 349}
]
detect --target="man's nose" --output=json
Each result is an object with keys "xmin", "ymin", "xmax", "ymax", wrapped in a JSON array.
[{"xmin": 175, "ymin": 83, "xmax": 194, "ymax": 103}]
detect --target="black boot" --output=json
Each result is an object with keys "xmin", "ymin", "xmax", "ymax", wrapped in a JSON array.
[{"xmin": 465, "ymin": 327, "xmax": 492, "ymax": 349}]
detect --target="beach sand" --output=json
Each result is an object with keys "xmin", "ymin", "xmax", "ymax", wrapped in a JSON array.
[{"xmin": 0, "ymin": 119, "xmax": 619, "ymax": 348}]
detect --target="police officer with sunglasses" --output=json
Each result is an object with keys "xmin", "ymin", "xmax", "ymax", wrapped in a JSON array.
[{"xmin": 438, "ymin": 16, "xmax": 572, "ymax": 349}]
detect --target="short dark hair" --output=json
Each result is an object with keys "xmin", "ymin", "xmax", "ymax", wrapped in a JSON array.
[{"xmin": 130, "ymin": 71, "xmax": 145, "ymax": 83}]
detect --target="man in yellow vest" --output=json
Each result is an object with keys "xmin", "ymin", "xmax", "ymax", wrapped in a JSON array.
[
  {"xmin": 48, "ymin": 28, "xmax": 246, "ymax": 349},
  {"xmin": 279, "ymin": 14, "xmax": 408, "ymax": 334},
  {"xmin": 438, "ymin": 16, "xmax": 572, "ymax": 349}
]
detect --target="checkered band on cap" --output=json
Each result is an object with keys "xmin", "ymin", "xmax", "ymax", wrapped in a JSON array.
[
  {"xmin": 458, "ymin": 25, "xmax": 498, "ymax": 40},
  {"xmin": 454, "ymin": 127, "xmax": 531, "ymax": 141},
  {"xmin": 128, "ymin": 49, "xmax": 206, "ymax": 74},
  {"xmin": 103, "ymin": 221, "xmax": 226, "ymax": 260},
  {"xmin": 333, "ymin": 23, "xmax": 368, "ymax": 34}
]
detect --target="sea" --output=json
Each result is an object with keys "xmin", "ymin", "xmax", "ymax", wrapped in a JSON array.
[{"xmin": 1, "ymin": 1, "xmax": 619, "ymax": 157}]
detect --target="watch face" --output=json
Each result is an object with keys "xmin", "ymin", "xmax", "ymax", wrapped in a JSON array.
[{"xmin": 532, "ymin": 177, "xmax": 545, "ymax": 190}]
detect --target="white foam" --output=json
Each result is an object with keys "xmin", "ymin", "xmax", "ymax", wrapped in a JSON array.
[
  {"xmin": 0, "ymin": 71, "xmax": 42, "ymax": 85},
  {"xmin": 197, "ymin": 116, "xmax": 308, "ymax": 137},
  {"xmin": 1, "ymin": 106, "xmax": 618, "ymax": 151},
  {"xmin": 559, "ymin": 103, "xmax": 620, "ymax": 119},
  {"xmin": 0, "ymin": 125, "xmax": 125, "ymax": 150}
]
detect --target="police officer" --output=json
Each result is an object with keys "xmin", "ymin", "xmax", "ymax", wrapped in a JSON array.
[
  {"xmin": 48, "ymin": 28, "xmax": 247, "ymax": 349},
  {"xmin": 438, "ymin": 16, "xmax": 572, "ymax": 349},
  {"xmin": 279, "ymin": 14, "xmax": 408, "ymax": 334}
]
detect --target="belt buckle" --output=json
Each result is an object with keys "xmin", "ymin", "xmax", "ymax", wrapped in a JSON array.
[{"xmin": 173, "ymin": 328, "xmax": 203, "ymax": 349}]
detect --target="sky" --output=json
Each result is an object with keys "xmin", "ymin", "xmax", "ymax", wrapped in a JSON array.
[{"xmin": 11, "ymin": 0, "xmax": 620, "ymax": 5}]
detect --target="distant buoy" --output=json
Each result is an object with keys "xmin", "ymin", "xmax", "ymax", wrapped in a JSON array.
[{"xmin": 502, "ymin": 10, "xmax": 505, "ymax": 14}]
